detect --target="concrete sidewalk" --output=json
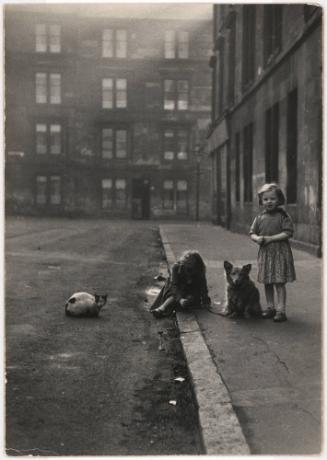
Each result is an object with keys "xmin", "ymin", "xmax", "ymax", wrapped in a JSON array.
[{"xmin": 159, "ymin": 222, "xmax": 322, "ymax": 455}]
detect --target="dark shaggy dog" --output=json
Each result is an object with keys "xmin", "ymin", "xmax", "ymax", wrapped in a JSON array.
[{"xmin": 223, "ymin": 261, "xmax": 262, "ymax": 318}]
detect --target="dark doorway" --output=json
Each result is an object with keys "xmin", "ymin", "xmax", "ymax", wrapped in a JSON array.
[{"xmin": 132, "ymin": 179, "xmax": 150, "ymax": 219}]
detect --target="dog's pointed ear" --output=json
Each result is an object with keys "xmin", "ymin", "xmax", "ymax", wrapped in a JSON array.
[
  {"xmin": 224, "ymin": 261, "xmax": 233, "ymax": 272},
  {"xmin": 242, "ymin": 264, "xmax": 252, "ymax": 274}
]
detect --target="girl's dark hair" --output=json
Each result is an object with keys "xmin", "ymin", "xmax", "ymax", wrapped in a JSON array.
[
  {"xmin": 179, "ymin": 250, "xmax": 206, "ymax": 275},
  {"xmin": 257, "ymin": 183, "xmax": 286, "ymax": 206}
]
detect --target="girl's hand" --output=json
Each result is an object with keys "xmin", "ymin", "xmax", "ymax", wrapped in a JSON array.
[
  {"xmin": 180, "ymin": 298, "xmax": 192, "ymax": 308},
  {"xmin": 257, "ymin": 236, "xmax": 265, "ymax": 245},
  {"xmin": 179, "ymin": 298, "xmax": 187, "ymax": 307},
  {"xmin": 262, "ymin": 236, "xmax": 272, "ymax": 246}
]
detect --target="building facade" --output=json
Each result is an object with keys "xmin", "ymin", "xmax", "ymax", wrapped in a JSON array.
[
  {"xmin": 207, "ymin": 5, "xmax": 322, "ymax": 255},
  {"xmin": 5, "ymin": 4, "xmax": 212, "ymax": 220}
]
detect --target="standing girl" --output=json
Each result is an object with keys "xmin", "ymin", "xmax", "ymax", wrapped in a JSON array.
[{"xmin": 250, "ymin": 183, "xmax": 296, "ymax": 322}]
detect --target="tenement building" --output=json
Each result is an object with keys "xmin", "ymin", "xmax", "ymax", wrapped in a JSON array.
[
  {"xmin": 5, "ymin": 4, "xmax": 212, "ymax": 220},
  {"xmin": 207, "ymin": 5, "xmax": 322, "ymax": 255}
]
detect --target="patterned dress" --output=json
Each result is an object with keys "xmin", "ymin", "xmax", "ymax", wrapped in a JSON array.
[{"xmin": 250, "ymin": 208, "xmax": 296, "ymax": 284}]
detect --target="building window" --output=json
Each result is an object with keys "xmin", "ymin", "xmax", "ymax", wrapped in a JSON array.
[
  {"xmin": 50, "ymin": 124, "xmax": 62, "ymax": 154},
  {"xmin": 163, "ymin": 128, "xmax": 188, "ymax": 160},
  {"xmin": 50, "ymin": 74, "xmax": 61, "ymax": 104},
  {"xmin": 36, "ymin": 175, "xmax": 61, "ymax": 205},
  {"xmin": 115, "ymin": 179, "xmax": 127, "ymax": 209},
  {"xmin": 177, "ymin": 80, "xmax": 189, "ymax": 110},
  {"xmin": 102, "ymin": 29, "xmax": 127, "ymax": 58},
  {"xmin": 286, "ymin": 89, "xmax": 298, "ymax": 203},
  {"xmin": 163, "ymin": 130, "xmax": 174, "ymax": 160},
  {"xmin": 36, "ymin": 123, "xmax": 62, "ymax": 155},
  {"xmin": 217, "ymin": 38, "xmax": 225, "ymax": 117},
  {"xmin": 212, "ymin": 54, "xmax": 219, "ymax": 120},
  {"xmin": 35, "ymin": 24, "xmax": 61, "ymax": 53},
  {"xmin": 102, "ymin": 179, "xmax": 113, "ymax": 209},
  {"xmin": 103, "ymin": 30, "xmax": 113, "ymax": 57},
  {"xmin": 102, "ymin": 128, "xmax": 113, "ymax": 158},
  {"xmin": 165, "ymin": 31, "xmax": 175, "ymax": 58},
  {"xmin": 102, "ymin": 79, "xmax": 113, "ymax": 108},
  {"xmin": 178, "ymin": 32, "xmax": 189, "ymax": 59},
  {"xmin": 265, "ymin": 103, "xmax": 279, "ymax": 183},
  {"xmin": 164, "ymin": 80, "xmax": 175, "ymax": 110},
  {"xmin": 36, "ymin": 25, "xmax": 47, "ymax": 52},
  {"xmin": 50, "ymin": 175, "xmax": 61, "ymax": 204},
  {"xmin": 227, "ymin": 15, "xmax": 236, "ymax": 105},
  {"xmin": 163, "ymin": 180, "xmax": 174, "ymax": 209},
  {"xmin": 176, "ymin": 180, "xmax": 188, "ymax": 212},
  {"xmin": 116, "ymin": 79, "xmax": 127, "ymax": 108},
  {"xmin": 36, "ymin": 176, "xmax": 47, "ymax": 204},
  {"xmin": 242, "ymin": 5, "xmax": 256, "ymax": 89},
  {"xmin": 116, "ymin": 30, "xmax": 127, "ymax": 58},
  {"xmin": 101, "ymin": 127, "xmax": 128, "ymax": 159},
  {"xmin": 35, "ymin": 73, "xmax": 61, "ymax": 104},
  {"xmin": 102, "ymin": 78, "xmax": 127, "ymax": 109},
  {"xmin": 164, "ymin": 30, "xmax": 189, "ymax": 59},
  {"xmin": 102, "ymin": 178, "xmax": 127, "ymax": 209},
  {"xmin": 35, "ymin": 73, "xmax": 47, "ymax": 103},
  {"xmin": 116, "ymin": 130, "xmax": 127, "ymax": 159},
  {"xmin": 162, "ymin": 180, "xmax": 188, "ymax": 212},
  {"xmin": 264, "ymin": 5, "xmax": 282, "ymax": 65},
  {"xmin": 235, "ymin": 132, "xmax": 240, "ymax": 202},
  {"xmin": 177, "ymin": 130, "xmax": 188, "ymax": 160},
  {"xmin": 36, "ymin": 124, "xmax": 47, "ymax": 154},
  {"xmin": 243, "ymin": 123, "xmax": 253, "ymax": 202},
  {"xmin": 164, "ymin": 80, "xmax": 189, "ymax": 110}
]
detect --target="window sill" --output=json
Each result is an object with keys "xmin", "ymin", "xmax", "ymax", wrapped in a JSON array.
[
  {"xmin": 36, "ymin": 153, "xmax": 63, "ymax": 156},
  {"xmin": 35, "ymin": 102, "xmax": 62, "ymax": 106},
  {"xmin": 35, "ymin": 51, "xmax": 62, "ymax": 55}
]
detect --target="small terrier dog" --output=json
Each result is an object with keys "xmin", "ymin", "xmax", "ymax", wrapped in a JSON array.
[
  {"xmin": 65, "ymin": 292, "xmax": 107, "ymax": 317},
  {"xmin": 222, "ymin": 261, "xmax": 262, "ymax": 318}
]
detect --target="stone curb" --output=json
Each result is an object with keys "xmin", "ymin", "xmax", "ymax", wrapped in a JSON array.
[{"xmin": 159, "ymin": 226, "xmax": 251, "ymax": 455}]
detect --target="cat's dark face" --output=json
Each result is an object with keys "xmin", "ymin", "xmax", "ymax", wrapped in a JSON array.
[{"xmin": 94, "ymin": 294, "xmax": 108, "ymax": 307}]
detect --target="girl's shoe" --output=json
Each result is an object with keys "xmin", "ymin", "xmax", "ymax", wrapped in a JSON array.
[
  {"xmin": 152, "ymin": 306, "xmax": 168, "ymax": 318},
  {"xmin": 262, "ymin": 308, "xmax": 276, "ymax": 319},
  {"xmin": 273, "ymin": 312, "xmax": 287, "ymax": 322},
  {"xmin": 152, "ymin": 305, "xmax": 174, "ymax": 318}
]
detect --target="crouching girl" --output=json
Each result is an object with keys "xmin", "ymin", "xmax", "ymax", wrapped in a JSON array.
[{"xmin": 151, "ymin": 250, "xmax": 211, "ymax": 318}]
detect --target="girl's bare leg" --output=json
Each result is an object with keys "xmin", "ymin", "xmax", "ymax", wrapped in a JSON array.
[
  {"xmin": 153, "ymin": 296, "xmax": 175, "ymax": 316},
  {"xmin": 275, "ymin": 283, "xmax": 286, "ymax": 313},
  {"xmin": 264, "ymin": 284, "xmax": 275, "ymax": 310}
]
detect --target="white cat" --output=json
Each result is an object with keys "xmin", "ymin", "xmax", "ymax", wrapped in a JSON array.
[{"xmin": 65, "ymin": 292, "xmax": 107, "ymax": 317}]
